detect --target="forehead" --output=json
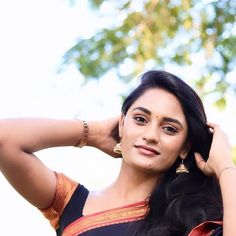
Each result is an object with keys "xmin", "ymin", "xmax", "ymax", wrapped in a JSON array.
[{"xmin": 129, "ymin": 88, "xmax": 186, "ymax": 123}]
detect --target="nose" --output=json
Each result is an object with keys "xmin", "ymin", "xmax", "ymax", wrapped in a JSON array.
[{"xmin": 142, "ymin": 123, "xmax": 159, "ymax": 144}]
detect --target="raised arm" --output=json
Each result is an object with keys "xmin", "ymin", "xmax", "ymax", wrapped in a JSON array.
[
  {"xmin": 0, "ymin": 117, "xmax": 120, "ymax": 209},
  {"xmin": 0, "ymin": 118, "xmax": 85, "ymax": 209},
  {"xmin": 195, "ymin": 124, "xmax": 236, "ymax": 236}
]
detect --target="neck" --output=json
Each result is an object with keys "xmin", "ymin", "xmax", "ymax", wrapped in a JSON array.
[{"xmin": 106, "ymin": 160, "xmax": 162, "ymax": 203}]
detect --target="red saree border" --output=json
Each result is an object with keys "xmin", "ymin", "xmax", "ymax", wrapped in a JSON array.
[
  {"xmin": 188, "ymin": 220, "xmax": 223, "ymax": 236},
  {"xmin": 62, "ymin": 201, "xmax": 148, "ymax": 236}
]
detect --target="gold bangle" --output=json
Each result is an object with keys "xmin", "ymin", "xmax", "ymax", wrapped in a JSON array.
[
  {"xmin": 218, "ymin": 166, "xmax": 236, "ymax": 179},
  {"xmin": 75, "ymin": 120, "xmax": 89, "ymax": 148}
]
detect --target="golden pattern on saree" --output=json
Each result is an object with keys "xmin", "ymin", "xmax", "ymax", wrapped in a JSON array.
[{"xmin": 62, "ymin": 201, "xmax": 148, "ymax": 236}]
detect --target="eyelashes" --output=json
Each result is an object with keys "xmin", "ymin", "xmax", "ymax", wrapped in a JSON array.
[
  {"xmin": 133, "ymin": 115, "xmax": 179, "ymax": 135},
  {"xmin": 134, "ymin": 115, "xmax": 146, "ymax": 121},
  {"xmin": 162, "ymin": 126, "xmax": 178, "ymax": 135},
  {"xmin": 133, "ymin": 116, "xmax": 147, "ymax": 125}
]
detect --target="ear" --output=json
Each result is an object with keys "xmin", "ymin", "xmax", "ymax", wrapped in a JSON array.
[
  {"xmin": 180, "ymin": 142, "xmax": 191, "ymax": 159},
  {"xmin": 118, "ymin": 113, "xmax": 125, "ymax": 138}
]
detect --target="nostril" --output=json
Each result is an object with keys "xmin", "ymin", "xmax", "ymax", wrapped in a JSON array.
[{"xmin": 142, "ymin": 136, "xmax": 158, "ymax": 145}]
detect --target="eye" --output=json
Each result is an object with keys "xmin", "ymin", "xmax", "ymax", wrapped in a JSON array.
[
  {"xmin": 162, "ymin": 126, "xmax": 178, "ymax": 135},
  {"xmin": 134, "ymin": 116, "xmax": 148, "ymax": 125}
]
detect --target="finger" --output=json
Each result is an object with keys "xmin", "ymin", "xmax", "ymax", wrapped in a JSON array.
[
  {"xmin": 195, "ymin": 152, "xmax": 215, "ymax": 176},
  {"xmin": 207, "ymin": 126, "xmax": 214, "ymax": 135},
  {"xmin": 207, "ymin": 122, "xmax": 219, "ymax": 128},
  {"xmin": 207, "ymin": 122, "xmax": 222, "ymax": 132},
  {"xmin": 208, "ymin": 123, "xmax": 229, "ymax": 141},
  {"xmin": 194, "ymin": 152, "xmax": 206, "ymax": 171}
]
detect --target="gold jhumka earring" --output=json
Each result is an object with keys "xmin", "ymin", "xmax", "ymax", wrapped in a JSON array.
[
  {"xmin": 113, "ymin": 143, "xmax": 122, "ymax": 155},
  {"xmin": 176, "ymin": 159, "xmax": 189, "ymax": 174}
]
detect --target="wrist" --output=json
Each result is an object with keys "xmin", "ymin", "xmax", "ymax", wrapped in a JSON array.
[
  {"xmin": 74, "ymin": 120, "xmax": 89, "ymax": 148},
  {"xmin": 213, "ymin": 159, "xmax": 235, "ymax": 178},
  {"xmin": 85, "ymin": 121, "xmax": 102, "ymax": 148},
  {"xmin": 218, "ymin": 165, "xmax": 236, "ymax": 179}
]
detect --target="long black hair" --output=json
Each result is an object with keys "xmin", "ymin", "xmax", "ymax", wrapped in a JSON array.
[{"xmin": 113, "ymin": 70, "xmax": 222, "ymax": 236}]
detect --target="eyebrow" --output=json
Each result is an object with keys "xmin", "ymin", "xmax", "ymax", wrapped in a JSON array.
[
  {"xmin": 132, "ymin": 106, "xmax": 151, "ymax": 115},
  {"xmin": 132, "ymin": 106, "xmax": 184, "ymax": 129},
  {"xmin": 163, "ymin": 117, "xmax": 184, "ymax": 129}
]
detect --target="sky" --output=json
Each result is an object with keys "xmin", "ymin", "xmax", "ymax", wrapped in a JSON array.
[
  {"xmin": 0, "ymin": 1, "xmax": 122, "ymax": 235},
  {"xmin": 0, "ymin": 1, "xmax": 235, "ymax": 235}
]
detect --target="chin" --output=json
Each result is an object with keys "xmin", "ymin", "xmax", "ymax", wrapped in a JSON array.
[{"xmin": 136, "ymin": 164, "xmax": 164, "ymax": 175}]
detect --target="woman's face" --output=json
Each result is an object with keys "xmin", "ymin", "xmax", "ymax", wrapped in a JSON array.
[{"xmin": 119, "ymin": 88, "xmax": 189, "ymax": 174}]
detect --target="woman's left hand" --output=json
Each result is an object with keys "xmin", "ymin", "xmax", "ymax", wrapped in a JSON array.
[{"xmin": 195, "ymin": 123, "xmax": 234, "ymax": 178}]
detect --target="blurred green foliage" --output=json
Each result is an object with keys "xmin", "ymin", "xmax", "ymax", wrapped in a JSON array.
[{"xmin": 64, "ymin": 0, "xmax": 236, "ymax": 106}]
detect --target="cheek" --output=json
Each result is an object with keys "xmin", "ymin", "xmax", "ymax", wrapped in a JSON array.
[
  {"xmin": 121, "ymin": 121, "xmax": 143, "ymax": 142},
  {"xmin": 120, "ymin": 128, "xmax": 142, "ymax": 158},
  {"xmin": 121, "ymin": 132, "xmax": 135, "ymax": 151},
  {"xmin": 161, "ymin": 135, "xmax": 186, "ymax": 155}
]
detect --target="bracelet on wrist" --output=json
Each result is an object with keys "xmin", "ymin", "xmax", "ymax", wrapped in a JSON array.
[
  {"xmin": 74, "ymin": 120, "xmax": 89, "ymax": 148},
  {"xmin": 218, "ymin": 166, "xmax": 236, "ymax": 179}
]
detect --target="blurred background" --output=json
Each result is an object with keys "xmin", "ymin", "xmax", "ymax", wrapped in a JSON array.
[{"xmin": 0, "ymin": 0, "xmax": 235, "ymax": 235}]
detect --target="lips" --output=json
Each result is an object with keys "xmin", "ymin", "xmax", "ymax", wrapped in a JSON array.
[{"xmin": 134, "ymin": 145, "xmax": 160, "ymax": 155}]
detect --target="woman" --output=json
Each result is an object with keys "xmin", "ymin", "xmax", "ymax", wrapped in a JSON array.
[{"xmin": 0, "ymin": 70, "xmax": 235, "ymax": 236}]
